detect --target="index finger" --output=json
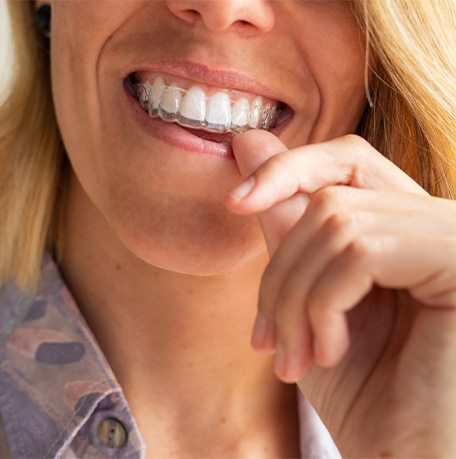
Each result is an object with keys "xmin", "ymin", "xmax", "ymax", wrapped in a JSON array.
[{"xmin": 226, "ymin": 134, "xmax": 429, "ymax": 214}]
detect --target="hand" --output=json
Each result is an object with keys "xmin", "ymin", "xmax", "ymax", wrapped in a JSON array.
[{"xmin": 225, "ymin": 130, "xmax": 456, "ymax": 457}]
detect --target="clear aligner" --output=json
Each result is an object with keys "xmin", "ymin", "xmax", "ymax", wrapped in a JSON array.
[{"xmin": 135, "ymin": 81, "xmax": 279, "ymax": 135}]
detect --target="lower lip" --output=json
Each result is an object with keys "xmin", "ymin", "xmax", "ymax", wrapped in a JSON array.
[
  {"xmin": 123, "ymin": 80, "xmax": 291, "ymax": 160},
  {"xmin": 124, "ymin": 82, "xmax": 235, "ymax": 159}
]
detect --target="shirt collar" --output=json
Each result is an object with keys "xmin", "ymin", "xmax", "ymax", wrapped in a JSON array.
[{"xmin": 0, "ymin": 251, "xmax": 145, "ymax": 458}]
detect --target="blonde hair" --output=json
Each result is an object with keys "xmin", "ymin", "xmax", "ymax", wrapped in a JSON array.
[{"xmin": 1, "ymin": 0, "xmax": 455, "ymax": 292}]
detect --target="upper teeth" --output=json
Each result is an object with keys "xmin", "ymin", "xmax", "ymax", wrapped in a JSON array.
[{"xmin": 135, "ymin": 75, "xmax": 280, "ymax": 134}]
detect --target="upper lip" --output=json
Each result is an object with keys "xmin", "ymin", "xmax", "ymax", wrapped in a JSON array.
[{"xmin": 122, "ymin": 58, "xmax": 291, "ymax": 108}]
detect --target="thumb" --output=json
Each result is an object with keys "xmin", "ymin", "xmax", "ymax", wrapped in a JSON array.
[
  {"xmin": 230, "ymin": 130, "xmax": 309, "ymax": 256},
  {"xmin": 232, "ymin": 129, "xmax": 287, "ymax": 178}
]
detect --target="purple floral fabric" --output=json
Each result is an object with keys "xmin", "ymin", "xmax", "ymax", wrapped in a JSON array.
[{"xmin": 0, "ymin": 251, "xmax": 341, "ymax": 459}]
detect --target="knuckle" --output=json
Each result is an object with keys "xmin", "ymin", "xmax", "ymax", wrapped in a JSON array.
[
  {"xmin": 347, "ymin": 236, "xmax": 372, "ymax": 260},
  {"xmin": 342, "ymin": 133, "xmax": 367, "ymax": 148},
  {"xmin": 323, "ymin": 212, "xmax": 355, "ymax": 238},
  {"xmin": 340, "ymin": 135, "xmax": 377, "ymax": 168},
  {"xmin": 311, "ymin": 186, "xmax": 341, "ymax": 213}
]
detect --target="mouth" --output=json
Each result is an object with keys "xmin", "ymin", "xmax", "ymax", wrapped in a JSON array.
[{"xmin": 123, "ymin": 71, "xmax": 294, "ymax": 147}]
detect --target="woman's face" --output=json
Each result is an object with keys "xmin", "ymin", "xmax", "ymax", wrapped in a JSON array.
[{"xmin": 47, "ymin": 0, "xmax": 368, "ymax": 274}]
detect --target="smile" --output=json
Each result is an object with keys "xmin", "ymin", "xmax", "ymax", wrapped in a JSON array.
[{"xmin": 125, "ymin": 71, "xmax": 291, "ymax": 136}]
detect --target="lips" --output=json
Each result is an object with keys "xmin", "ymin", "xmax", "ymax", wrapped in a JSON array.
[{"xmin": 121, "ymin": 59, "xmax": 294, "ymax": 158}]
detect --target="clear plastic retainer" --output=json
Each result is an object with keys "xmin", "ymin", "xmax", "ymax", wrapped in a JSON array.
[{"xmin": 134, "ymin": 82, "xmax": 279, "ymax": 135}]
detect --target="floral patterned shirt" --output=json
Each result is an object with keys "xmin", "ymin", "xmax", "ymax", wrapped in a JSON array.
[{"xmin": 0, "ymin": 251, "xmax": 341, "ymax": 458}]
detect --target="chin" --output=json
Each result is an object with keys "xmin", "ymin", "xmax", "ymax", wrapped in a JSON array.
[
  {"xmin": 131, "ymin": 245, "xmax": 267, "ymax": 276},
  {"xmin": 110, "ymin": 201, "xmax": 268, "ymax": 276}
]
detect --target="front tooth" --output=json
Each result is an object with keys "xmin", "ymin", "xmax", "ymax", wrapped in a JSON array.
[
  {"xmin": 159, "ymin": 84, "xmax": 183, "ymax": 121},
  {"xmin": 249, "ymin": 96, "xmax": 262, "ymax": 128},
  {"xmin": 179, "ymin": 86, "xmax": 206, "ymax": 123},
  {"xmin": 149, "ymin": 76, "xmax": 166, "ymax": 116},
  {"xmin": 206, "ymin": 92, "xmax": 231, "ymax": 130},
  {"xmin": 231, "ymin": 98, "xmax": 250, "ymax": 130}
]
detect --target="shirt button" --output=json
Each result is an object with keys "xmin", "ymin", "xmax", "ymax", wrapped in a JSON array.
[{"xmin": 97, "ymin": 417, "xmax": 128, "ymax": 448}]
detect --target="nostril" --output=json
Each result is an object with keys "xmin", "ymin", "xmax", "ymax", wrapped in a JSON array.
[
  {"xmin": 166, "ymin": 1, "xmax": 201, "ymax": 25},
  {"xmin": 179, "ymin": 8, "xmax": 200, "ymax": 24},
  {"xmin": 236, "ymin": 19, "xmax": 256, "ymax": 32}
]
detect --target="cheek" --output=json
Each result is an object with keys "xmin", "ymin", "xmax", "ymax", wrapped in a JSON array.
[
  {"xmin": 290, "ymin": 3, "xmax": 367, "ymax": 141},
  {"xmin": 299, "ymin": 5, "xmax": 366, "ymax": 93},
  {"xmin": 50, "ymin": 2, "xmax": 268, "ymax": 273},
  {"xmin": 50, "ymin": 0, "xmax": 142, "ymax": 151},
  {"xmin": 50, "ymin": 1, "xmax": 143, "ymax": 209},
  {"xmin": 315, "ymin": 24, "xmax": 367, "ymax": 138},
  {"xmin": 50, "ymin": 3, "xmax": 121, "ymax": 200}
]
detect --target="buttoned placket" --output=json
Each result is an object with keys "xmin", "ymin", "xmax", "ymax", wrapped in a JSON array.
[{"xmin": 67, "ymin": 391, "xmax": 146, "ymax": 458}]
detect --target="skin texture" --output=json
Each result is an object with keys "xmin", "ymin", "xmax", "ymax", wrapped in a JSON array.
[
  {"xmin": 227, "ymin": 131, "xmax": 456, "ymax": 456},
  {"xmin": 35, "ymin": 0, "xmax": 444, "ymax": 457},
  {"xmin": 48, "ymin": 0, "xmax": 367, "ymax": 275}
]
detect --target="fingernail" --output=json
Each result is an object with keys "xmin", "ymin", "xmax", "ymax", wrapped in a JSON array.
[
  {"xmin": 229, "ymin": 177, "xmax": 255, "ymax": 201},
  {"xmin": 251, "ymin": 313, "xmax": 268, "ymax": 349},
  {"xmin": 274, "ymin": 343, "xmax": 287, "ymax": 377}
]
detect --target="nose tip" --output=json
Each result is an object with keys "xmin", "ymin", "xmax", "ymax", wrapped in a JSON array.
[{"xmin": 166, "ymin": 0, "xmax": 275, "ymax": 34}]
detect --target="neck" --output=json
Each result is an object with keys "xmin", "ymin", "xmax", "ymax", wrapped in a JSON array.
[{"xmin": 58, "ymin": 173, "xmax": 300, "ymax": 456}]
